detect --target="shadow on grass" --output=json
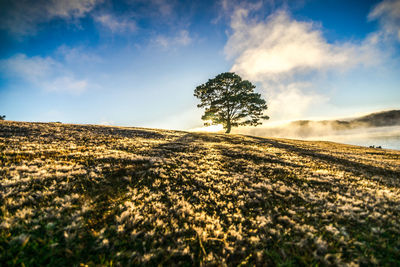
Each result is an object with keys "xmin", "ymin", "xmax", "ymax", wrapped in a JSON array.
[
  {"xmin": 245, "ymin": 136, "xmax": 400, "ymax": 188},
  {"xmin": 2, "ymin": 123, "xmax": 400, "ymax": 266}
]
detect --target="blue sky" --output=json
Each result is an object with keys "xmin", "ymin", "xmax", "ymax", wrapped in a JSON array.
[{"xmin": 0, "ymin": 0, "xmax": 399, "ymax": 130}]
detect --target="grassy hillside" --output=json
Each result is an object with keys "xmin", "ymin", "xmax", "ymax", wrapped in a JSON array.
[{"xmin": 1, "ymin": 121, "xmax": 400, "ymax": 266}]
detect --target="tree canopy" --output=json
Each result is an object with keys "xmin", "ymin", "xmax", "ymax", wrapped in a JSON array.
[
  {"xmin": 0, "ymin": 115, "xmax": 5, "ymax": 120},
  {"xmin": 194, "ymin": 72, "xmax": 269, "ymax": 133}
]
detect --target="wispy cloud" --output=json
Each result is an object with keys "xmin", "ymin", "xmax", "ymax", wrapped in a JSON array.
[
  {"xmin": 0, "ymin": 54, "xmax": 89, "ymax": 94},
  {"xmin": 147, "ymin": 0, "xmax": 175, "ymax": 17},
  {"xmin": 94, "ymin": 13, "xmax": 137, "ymax": 33},
  {"xmin": 369, "ymin": 0, "xmax": 400, "ymax": 41},
  {"xmin": 43, "ymin": 0, "xmax": 100, "ymax": 18},
  {"xmin": 153, "ymin": 30, "xmax": 192, "ymax": 49},
  {"xmin": 127, "ymin": 0, "xmax": 176, "ymax": 18},
  {"xmin": 55, "ymin": 45, "xmax": 102, "ymax": 64},
  {"xmin": 0, "ymin": 0, "xmax": 102, "ymax": 37}
]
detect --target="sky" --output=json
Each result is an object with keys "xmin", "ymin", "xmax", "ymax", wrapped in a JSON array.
[{"xmin": 0, "ymin": 0, "xmax": 399, "ymax": 130}]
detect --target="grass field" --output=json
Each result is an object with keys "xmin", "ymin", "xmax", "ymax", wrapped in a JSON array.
[{"xmin": 1, "ymin": 121, "xmax": 399, "ymax": 266}]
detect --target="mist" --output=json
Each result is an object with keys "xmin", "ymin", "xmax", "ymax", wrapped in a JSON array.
[{"xmin": 233, "ymin": 110, "xmax": 400, "ymax": 150}]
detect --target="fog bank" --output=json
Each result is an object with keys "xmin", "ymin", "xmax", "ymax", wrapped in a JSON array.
[{"xmin": 234, "ymin": 110, "xmax": 400, "ymax": 150}]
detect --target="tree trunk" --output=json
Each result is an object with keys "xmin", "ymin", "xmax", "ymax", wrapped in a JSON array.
[{"xmin": 225, "ymin": 120, "xmax": 231, "ymax": 134}]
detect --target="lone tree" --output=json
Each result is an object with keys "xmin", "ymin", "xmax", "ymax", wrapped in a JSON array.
[
  {"xmin": 194, "ymin": 72, "xmax": 269, "ymax": 133},
  {"xmin": 0, "ymin": 115, "xmax": 5, "ymax": 120}
]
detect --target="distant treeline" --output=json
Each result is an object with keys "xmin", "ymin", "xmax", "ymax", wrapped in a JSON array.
[
  {"xmin": 290, "ymin": 110, "xmax": 400, "ymax": 131},
  {"xmin": 239, "ymin": 110, "xmax": 400, "ymax": 138}
]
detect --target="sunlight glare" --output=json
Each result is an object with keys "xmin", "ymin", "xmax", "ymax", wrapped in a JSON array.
[{"xmin": 189, "ymin": 124, "xmax": 224, "ymax": 133}]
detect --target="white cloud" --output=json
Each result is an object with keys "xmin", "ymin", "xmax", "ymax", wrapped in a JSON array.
[
  {"xmin": 153, "ymin": 30, "xmax": 192, "ymax": 49},
  {"xmin": 267, "ymin": 84, "xmax": 329, "ymax": 121},
  {"xmin": 0, "ymin": 54, "xmax": 88, "ymax": 94},
  {"xmin": 224, "ymin": 6, "xmax": 385, "ymax": 122},
  {"xmin": 94, "ymin": 13, "xmax": 137, "ymax": 33},
  {"xmin": 0, "ymin": 0, "xmax": 102, "ymax": 37},
  {"xmin": 369, "ymin": 0, "xmax": 400, "ymax": 41},
  {"xmin": 225, "ymin": 10, "xmax": 355, "ymax": 81}
]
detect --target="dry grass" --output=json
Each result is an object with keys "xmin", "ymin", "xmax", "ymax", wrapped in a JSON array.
[{"xmin": 1, "ymin": 121, "xmax": 399, "ymax": 266}]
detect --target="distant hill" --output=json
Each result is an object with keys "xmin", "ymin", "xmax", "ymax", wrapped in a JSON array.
[
  {"xmin": 290, "ymin": 109, "xmax": 400, "ymax": 130},
  {"xmin": 239, "ymin": 110, "xmax": 400, "ymax": 138},
  {"xmin": 352, "ymin": 109, "xmax": 400, "ymax": 127}
]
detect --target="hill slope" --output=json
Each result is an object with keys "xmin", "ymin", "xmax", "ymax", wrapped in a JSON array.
[
  {"xmin": 1, "ymin": 121, "xmax": 400, "ymax": 266},
  {"xmin": 353, "ymin": 109, "xmax": 400, "ymax": 127}
]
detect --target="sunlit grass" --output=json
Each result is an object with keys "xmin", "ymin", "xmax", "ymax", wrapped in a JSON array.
[
  {"xmin": 0, "ymin": 121, "xmax": 399, "ymax": 266},
  {"xmin": 189, "ymin": 124, "xmax": 224, "ymax": 132}
]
